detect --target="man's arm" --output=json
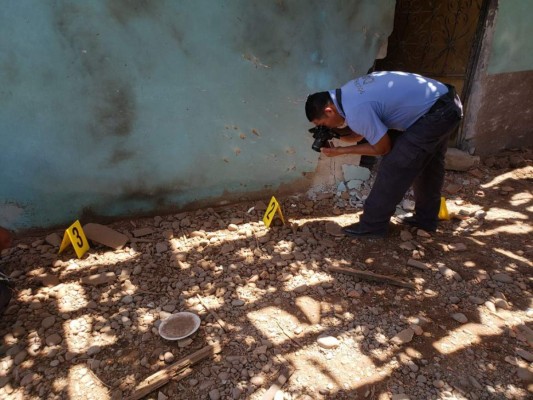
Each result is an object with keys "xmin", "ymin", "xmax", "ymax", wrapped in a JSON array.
[
  {"xmin": 331, "ymin": 127, "xmax": 364, "ymax": 143},
  {"xmin": 322, "ymin": 132, "xmax": 391, "ymax": 157}
]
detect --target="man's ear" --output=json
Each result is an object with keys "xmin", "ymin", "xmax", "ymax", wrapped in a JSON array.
[{"xmin": 324, "ymin": 105, "xmax": 336, "ymax": 116}]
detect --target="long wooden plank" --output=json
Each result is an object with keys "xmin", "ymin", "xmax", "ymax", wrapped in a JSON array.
[
  {"xmin": 328, "ymin": 265, "xmax": 415, "ymax": 289},
  {"xmin": 125, "ymin": 342, "xmax": 222, "ymax": 400}
]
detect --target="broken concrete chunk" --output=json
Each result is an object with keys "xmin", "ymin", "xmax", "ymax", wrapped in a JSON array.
[
  {"xmin": 83, "ymin": 223, "xmax": 129, "ymax": 250},
  {"xmin": 342, "ymin": 164, "xmax": 370, "ymax": 182},
  {"xmin": 347, "ymin": 179, "xmax": 363, "ymax": 190},
  {"xmin": 445, "ymin": 148, "xmax": 480, "ymax": 171},
  {"xmin": 81, "ymin": 272, "xmax": 116, "ymax": 286},
  {"xmin": 132, "ymin": 227, "xmax": 155, "ymax": 238}
]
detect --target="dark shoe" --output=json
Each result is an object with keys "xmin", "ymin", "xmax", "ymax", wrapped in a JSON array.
[
  {"xmin": 397, "ymin": 215, "xmax": 437, "ymax": 232},
  {"xmin": 341, "ymin": 223, "xmax": 386, "ymax": 238}
]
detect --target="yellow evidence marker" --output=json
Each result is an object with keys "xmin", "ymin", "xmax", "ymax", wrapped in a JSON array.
[
  {"xmin": 438, "ymin": 196, "xmax": 450, "ymax": 220},
  {"xmin": 262, "ymin": 196, "xmax": 286, "ymax": 227},
  {"xmin": 59, "ymin": 220, "xmax": 90, "ymax": 258}
]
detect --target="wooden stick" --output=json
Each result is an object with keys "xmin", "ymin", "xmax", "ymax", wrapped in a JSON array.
[
  {"xmin": 328, "ymin": 265, "xmax": 415, "ymax": 290},
  {"xmin": 261, "ymin": 365, "xmax": 294, "ymax": 400},
  {"xmin": 196, "ymin": 294, "xmax": 227, "ymax": 332},
  {"xmin": 125, "ymin": 342, "xmax": 222, "ymax": 400}
]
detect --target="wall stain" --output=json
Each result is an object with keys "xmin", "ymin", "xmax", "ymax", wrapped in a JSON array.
[
  {"xmin": 94, "ymin": 83, "xmax": 136, "ymax": 137},
  {"xmin": 53, "ymin": 5, "xmax": 137, "ymax": 138},
  {"xmin": 107, "ymin": 0, "xmax": 162, "ymax": 25},
  {"xmin": 108, "ymin": 148, "xmax": 136, "ymax": 165}
]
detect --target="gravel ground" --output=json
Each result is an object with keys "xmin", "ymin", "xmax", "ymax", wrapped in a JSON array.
[{"xmin": 0, "ymin": 148, "xmax": 532, "ymax": 400}]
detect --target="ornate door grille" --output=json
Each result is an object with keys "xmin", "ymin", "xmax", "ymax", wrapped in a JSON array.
[{"xmin": 375, "ymin": 0, "xmax": 484, "ymax": 97}]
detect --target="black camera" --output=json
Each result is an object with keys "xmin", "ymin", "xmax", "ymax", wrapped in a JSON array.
[{"xmin": 309, "ymin": 125, "xmax": 340, "ymax": 152}]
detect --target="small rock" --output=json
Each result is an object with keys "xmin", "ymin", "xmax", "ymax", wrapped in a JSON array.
[
  {"xmin": 231, "ymin": 299, "xmax": 245, "ymax": 307},
  {"xmin": 433, "ymin": 380, "xmax": 445, "ymax": 389},
  {"xmin": 45, "ymin": 334, "xmax": 62, "ymax": 346},
  {"xmin": 468, "ymin": 296, "xmax": 485, "ymax": 305},
  {"xmin": 42, "ymin": 316, "xmax": 56, "ymax": 329},
  {"xmin": 14, "ymin": 350, "xmax": 27, "ymax": 365},
  {"xmin": 400, "ymin": 230, "xmax": 413, "ymax": 241},
  {"xmin": 87, "ymin": 345, "xmax": 101, "ymax": 356},
  {"xmin": 132, "ymin": 228, "xmax": 154, "ymax": 237},
  {"xmin": 121, "ymin": 295, "xmax": 134, "ymax": 304},
  {"xmin": 317, "ymin": 336, "xmax": 340, "ymax": 349},
  {"xmin": 451, "ymin": 313, "xmax": 468, "ymax": 323},
  {"xmin": 391, "ymin": 328, "xmax": 414, "ymax": 345},
  {"xmin": 517, "ymin": 367, "xmax": 533, "ymax": 382},
  {"xmin": 516, "ymin": 348, "xmax": 533, "ymax": 362},
  {"xmin": 156, "ymin": 242, "xmax": 168, "ymax": 253},
  {"xmin": 38, "ymin": 274, "xmax": 60, "ymax": 287},
  {"xmin": 485, "ymin": 301, "xmax": 497, "ymax": 313},
  {"xmin": 416, "ymin": 229, "xmax": 431, "ymax": 238},
  {"xmin": 438, "ymin": 264, "xmax": 462, "ymax": 281},
  {"xmin": 445, "ymin": 183, "xmax": 463, "ymax": 194},
  {"xmin": 448, "ymin": 243, "xmax": 467, "ymax": 252},
  {"xmin": 20, "ymin": 372, "xmax": 39, "ymax": 387},
  {"xmin": 407, "ymin": 258, "xmax": 429, "ymax": 271},
  {"xmin": 399, "ymin": 242, "xmax": 416, "ymax": 251},
  {"xmin": 391, "ymin": 395, "xmax": 411, "ymax": 400},
  {"xmin": 402, "ymin": 199, "xmax": 415, "ymax": 211},
  {"xmin": 250, "ymin": 375, "xmax": 265, "ymax": 385},
  {"xmin": 81, "ymin": 272, "xmax": 116, "ymax": 286},
  {"xmin": 492, "ymin": 273, "xmax": 513, "ymax": 283},
  {"xmin": 164, "ymin": 352, "xmax": 174, "ymax": 363},
  {"xmin": 45, "ymin": 233, "xmax": 62, "ymax": 247},
  {"xmin": 325, "ymin": 222, "xmax": 343, "ymax": 237},
  {"xmin": 445, "ymin": 148, "xmax": 480, "ymax": 171},
  {"xmin": 209, "ymin": 389, "xmax": 221, "ymax": 400},
  {"xmin": 494, "ymin": 298, "xmax": 510, "ymax": 310}
]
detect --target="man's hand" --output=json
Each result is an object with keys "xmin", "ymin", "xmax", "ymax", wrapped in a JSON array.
[
  {"xmin": 321, "ymin": 146, "xmax": 346, "ymax": 157},
  {"xmin": 320, "ymin": 132, "xmax": 391, "ymax": 157}
]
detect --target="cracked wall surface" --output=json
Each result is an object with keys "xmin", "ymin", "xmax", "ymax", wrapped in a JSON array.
[{"xmin": 0, "ymin": 0, "xmax": 394, "ymax": 229}]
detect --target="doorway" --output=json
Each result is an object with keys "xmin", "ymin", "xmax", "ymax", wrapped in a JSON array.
[{"xmin": 374, "ymin": 0, "xmax": 491, "ymax": 145}]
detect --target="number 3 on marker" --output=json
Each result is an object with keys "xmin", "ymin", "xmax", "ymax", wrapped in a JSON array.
[{"xmin": 59, "ymin": 220, "xmax": 90, "ymax": 258}]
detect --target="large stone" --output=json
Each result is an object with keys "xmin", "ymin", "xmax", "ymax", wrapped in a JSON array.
[
  {"xmin": 83, "ymin": 223, "xmax": 129, "ymax": 250},
  {"xmin": 445, "ymin": 148, "xmax": 480, "ymax": 171}
]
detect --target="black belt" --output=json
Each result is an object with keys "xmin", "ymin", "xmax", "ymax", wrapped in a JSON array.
[{"xmin": 428, "ymin": 84, "xmax": 456, "ymax": 114}]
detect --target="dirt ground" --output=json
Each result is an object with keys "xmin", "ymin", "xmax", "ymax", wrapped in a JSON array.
[{"xmin": 0, "ymin": 148, "xmax": 532, "ymax": 400}]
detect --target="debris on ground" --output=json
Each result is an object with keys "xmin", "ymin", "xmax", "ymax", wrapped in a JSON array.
[{"xmin": 0, "ymin": 148, "xmax": 532, "ymax": 399}]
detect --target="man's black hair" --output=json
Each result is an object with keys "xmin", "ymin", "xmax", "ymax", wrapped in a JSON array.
[{"xmin": 305, "ymin": 91, "xmax": 332, "ymax": 122}]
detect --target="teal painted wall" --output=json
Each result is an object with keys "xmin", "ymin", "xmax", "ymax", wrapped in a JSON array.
[
  {"xmin": 488, "ymin": 0, "xmax": 533, "ymax": 74},
  {"xmin": 0, "ymin": 0, "xmax": 394, "ymax": 229}
]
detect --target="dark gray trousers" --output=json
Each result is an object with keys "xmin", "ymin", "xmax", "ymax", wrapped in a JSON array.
[{"xmin": 359, "ymin": 87, "xmax": 463, "ymax": 232}]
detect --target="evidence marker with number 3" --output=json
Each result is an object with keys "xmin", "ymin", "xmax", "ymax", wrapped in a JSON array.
[
  {"xmin": 262, "ymin": 196, "xmax": 286, "ymax": 227},
  {"xmin": 59, "ymin": 220, "xmax": 90, "ymax": 258}
]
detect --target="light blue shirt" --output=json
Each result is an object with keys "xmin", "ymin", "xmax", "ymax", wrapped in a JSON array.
[{"xmin": 329, "ymin": 71, "xmax": 448, "ymax": 145}]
